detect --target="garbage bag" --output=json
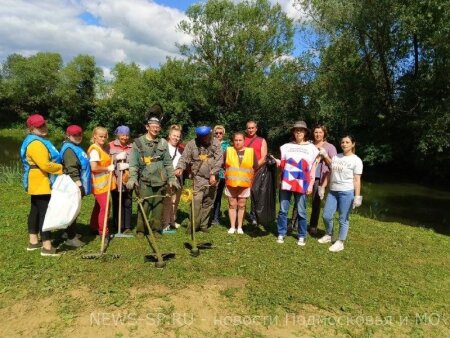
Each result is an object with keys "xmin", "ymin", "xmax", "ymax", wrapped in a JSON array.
[
  {"xmin": 251, "ymin": 155, "xmax": 277, "ymax": 226},
  {"xmin": 43, "ymin": 174, "xmax": 81, "ymax": 231}
]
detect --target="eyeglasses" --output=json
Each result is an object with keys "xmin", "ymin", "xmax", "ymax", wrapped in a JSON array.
[{"xmin": 215, "ymin": 131, "xmax": 223, "ymax": 135}]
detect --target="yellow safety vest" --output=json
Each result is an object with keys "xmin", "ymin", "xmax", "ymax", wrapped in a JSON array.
[
  {"xmin": 225, "ymin": 147, "xmax": 254, "ymax": 188},
  {"xmin": 87, "ymin": 144, "xmax": 117, "ymax": 194}
]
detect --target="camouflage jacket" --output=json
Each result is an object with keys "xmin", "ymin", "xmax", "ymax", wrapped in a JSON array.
[{"xmin": 128, "ymin": 135, "xmax": 175, "ymax": 187}]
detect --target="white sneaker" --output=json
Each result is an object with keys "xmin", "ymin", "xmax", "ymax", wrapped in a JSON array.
[
  {"xmin": 173, "ymin": 222, "xmax": 181, "ymax": 229},
  {"xmin": 65, "ymin": 237, "xmax": 85, "ymax": 248},
  {"xmin": 276, "ymin": 235, "xmax": 284, "ymax": 244},
  {"xmin": 318, "ymin": 234, "xmax": 332, "ymax": 244},
  {"xmin": 329, "ymin": 240, "xmax": 344, "ymax": 252},
  {"xmin": 228, "ymin": 228, "xmax": 236, "ymax": 234},
  {"xmin": 297, "ymin": 237, "xmax": 306, "ymax": 246},
  {"xmin": 237, "ymin": 228, "xmax": 244, "ymax": 234}
]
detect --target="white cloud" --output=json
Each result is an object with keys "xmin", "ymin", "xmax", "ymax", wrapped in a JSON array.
[{"xmin": 0, "ymin": 0, "xmax": 189, "ymax": 69}]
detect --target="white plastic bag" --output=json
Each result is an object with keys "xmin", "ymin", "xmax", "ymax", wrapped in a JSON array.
[{"xmin": 43, "ymin": 174, "xmax": 81, "ymax": 231}]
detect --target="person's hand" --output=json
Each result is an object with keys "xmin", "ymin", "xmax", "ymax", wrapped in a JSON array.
[
  {"xmin": 270, "ymin": 155, "xmax": 281, "ymax": 166},
  {"xmin": 117, "ymin": 162, "xmax": 129, "ymax": 171},
  {"xmin": 306, "ymin": 186, "xmax": 313, "ymax": 195},
  {"xmin": 353, "ymin": 196, "xmax": 363, "ymax": 209},
  {"xmin": 107, "ymin": 164, "xmax": 115, "ymax": 172},
  {"xmin": 115, "ymin": 151, "xmax": 127, "ymax": 161},
  {"xmin": 125, "ymin": 179, "xmax": 137, "ymax": 191},
  {"xmin": 209, "ymin": 175, "xmax": 217, "ymax": 186},
  {"xmin": 318, "ymin": 186, "xmax": 325, "ymax": 200},
  {"xmin": 318, "ymin": 148, "xmax": 328, "ymax": 158},
  {"xmin": 168, "ymin": 178, "xmax": 181, "ymax": 191},
  {"xmin": 79, "ymin": 186, "xmax": 86, "ymax": 197},
  {"xmin": 174, "ymin": 168, "xmax": 183, "ymax": 177}
]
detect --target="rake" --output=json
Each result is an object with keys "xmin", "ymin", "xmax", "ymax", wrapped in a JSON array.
[
  {"xmin": 82, "ymin": 171, "xmax": 120, "ymax": 260},
  {"xmin": 134, "ymin": 188, "xmax": 175, "ymax": 268},
  {"xmin": 181, "ymin": 184, "xmax": 213, "ymax": 257}
]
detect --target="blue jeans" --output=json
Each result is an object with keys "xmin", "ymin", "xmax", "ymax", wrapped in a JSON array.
[
  {"xmin": 322, "ymin": 190, "xmax": 354, "ymax": 241},
  {"xmin": 277, "ymin": 190, "xmax": 307, "ymax": 238}
]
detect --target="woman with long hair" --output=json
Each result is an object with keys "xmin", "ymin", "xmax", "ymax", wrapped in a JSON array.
[{"xmin": 318, "ymin": 135, "xmax": 363, "ymax": 252}]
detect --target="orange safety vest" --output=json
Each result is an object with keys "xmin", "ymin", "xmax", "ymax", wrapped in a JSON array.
[
  {"xmin": 88, "ymin": 144, "xmax": 117, "ymax": 194},
  {"xmin": 225, "ymin": 147, "xmax": 254, "ymax": 188}
]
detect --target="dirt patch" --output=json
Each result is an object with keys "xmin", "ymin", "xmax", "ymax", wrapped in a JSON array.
[{"xmin": 1, "ymin": 279, "xmax": 447, "ymax": 337}]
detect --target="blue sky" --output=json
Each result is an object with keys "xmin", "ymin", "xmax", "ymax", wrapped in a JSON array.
[{"xmin": 0, "ymin": 0, "xmax": 310, "ymax": 76}]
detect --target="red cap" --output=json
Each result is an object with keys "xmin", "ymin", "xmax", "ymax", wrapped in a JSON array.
[
  {"xmin": 26, "ymin": 114, "xmax": 46, "ymax": 128},
  {"xmin": 66, "ymin": 125, "xmax": 83, "ymax": 136}
]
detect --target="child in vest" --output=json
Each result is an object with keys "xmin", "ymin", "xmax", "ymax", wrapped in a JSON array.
[{"xmin": 88, "ymin": 127, "xmax": 116, "ymax": 236}]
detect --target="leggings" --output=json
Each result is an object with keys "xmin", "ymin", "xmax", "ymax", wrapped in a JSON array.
[{"xmin": 28, "ymin": 195, "xmax": 51, "ymax": 241}]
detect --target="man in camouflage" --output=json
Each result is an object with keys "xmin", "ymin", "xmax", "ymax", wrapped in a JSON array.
[
  {"xmin": 126, "ymin": 105, "xmax": 180, "ymax": 234},
  {"xmin": 174, "ymin": 126, "xmax": 223, "ymax": 232}
]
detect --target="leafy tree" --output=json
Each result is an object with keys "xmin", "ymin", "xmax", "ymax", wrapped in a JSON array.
[
  {"xmin": 52, "ymin": 55, "xmax": 98, "ymax": 128},
  {"xmin": 178, "ymin": 0, "xmax": 295, "ymax": 131},
  {"xmin": 1, "ymin": 53, "xmax": 62, "ymax": 123}
]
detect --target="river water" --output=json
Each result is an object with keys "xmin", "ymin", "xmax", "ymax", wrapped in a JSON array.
[{"xmin": 1, "ymin": 131, "xmax": 449, "ymax": 234}]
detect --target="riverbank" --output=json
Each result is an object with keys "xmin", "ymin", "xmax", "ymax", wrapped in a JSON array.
[{"xmin": 0, "ymin": 179, "xmax": 449, "ymax": 337}]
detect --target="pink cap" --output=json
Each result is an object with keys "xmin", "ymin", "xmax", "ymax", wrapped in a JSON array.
[
  {"xmin": 66, "ymin": 125, "xmax": 83, "ymax": 136},
  {"xmin": 26, "ymin": 114, "xmax": 46, "ymax": 128}
]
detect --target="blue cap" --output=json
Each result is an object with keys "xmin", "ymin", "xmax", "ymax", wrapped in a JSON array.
[
  {"xmin": 115, "ymin": 125, "xmax": 130, "ymax": 135},
  {"xmin": 195, "ymin": 126, "xmax": 211, "ymax": 136}
]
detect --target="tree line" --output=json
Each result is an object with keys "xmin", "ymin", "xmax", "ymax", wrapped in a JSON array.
[{"xmin": 0, "ymin": 0, "xmax": 448, "ymax": 183}]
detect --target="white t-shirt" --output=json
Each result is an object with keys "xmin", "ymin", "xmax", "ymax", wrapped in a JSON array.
[
  {"xmin": 279, "ymin": 142, "xmax": 319, "ymax": 193},
  {"xmin": 329, "ymin": 154, "xmax": 363, "ymax": 191},
  {"xmin": 89, "ymin": 149, "xmax": 100, "ymax": 162},
  {"xmin": 168, "ymin": 143, "xmax": 181, "ymax": 169}
]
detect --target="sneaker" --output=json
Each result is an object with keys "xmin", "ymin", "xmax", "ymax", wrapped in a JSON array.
[
  {"xmin": 64, "ymin": 237, "xmax": 85, "ymax": 247},
  {"xmin": 161, "ymin": 225, "xmax": 176, "ymax": 234},
  {"xmin": 236, "ymin": 228, "xmax": 244, "ymax": 234},
  {"xmin": 199, "ymin": 227, "xmax": 209, "ymax": 233},
  {"xmin": 276, "ymin": 235, "xmax": 284, "ymax": 244},
  {"xmin": 318, "ymin": 234, "xmax": 332, "ymax": 244},
  {"xmin": 173, "ymin": 222, "xmax": 181, "ymax": 229},
  {"xmin": 40, "ymin": 246, "xmax": 61, "ymax": 257},
  {"xmin": 297, "ymin": 237, "xmax": 306, "ymax": 246},
  {"xmin": 329, "ymin": 240, "xmax": 344, "ymax": 252},
  {"xmin": 27, "ymin": 242, "xmax": 42, "ymax": 251},
  {"xmin": 211, "ymin": 219, "xmax": 220, "ymax": 225},
  {"xmin": 228, "ymin": 228, "xmax": 236, "ymax": 234}
]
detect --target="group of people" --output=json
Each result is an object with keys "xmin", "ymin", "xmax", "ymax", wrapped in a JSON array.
[{"xmin": 20, "ymin": 108, "xmax": 363, "ymax": 257}]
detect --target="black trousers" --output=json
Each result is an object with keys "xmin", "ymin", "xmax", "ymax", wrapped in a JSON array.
[
  {"xmin": 309, "ymin": 178, "xmax": 321, "ymax": 228},
  {"xmin": 28, "ymin": 194, "xmax": 51, "ymax": 241},
  {"xmin": 111, "ymin": 190, "xmax": 133, "ymax": 230},
  {"xmin": 211, "ymin": 178, "xmax": 226, "ymax": 221}
]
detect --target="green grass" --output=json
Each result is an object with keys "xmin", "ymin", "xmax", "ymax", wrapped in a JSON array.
[{"xmin": 0, "ymin": 177, "xmax": 449, "ymax": 337}]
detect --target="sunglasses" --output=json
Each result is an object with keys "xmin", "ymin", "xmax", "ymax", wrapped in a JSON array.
[{"xmin": 215, "ymin": 131, "xmax": 223, "ymax": 135}]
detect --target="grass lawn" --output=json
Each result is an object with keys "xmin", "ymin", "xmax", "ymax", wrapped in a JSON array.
[{"xmin": 0, "ymin": 173, "xmax": 449, "ymax": 337}]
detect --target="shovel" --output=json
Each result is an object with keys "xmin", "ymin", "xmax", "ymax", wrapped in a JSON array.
[
  {"xmin": 115, "ymin": 168, "xmax": 133, "ymax": 238},
  {"xmin": 82, "ymin": 171, "xmax": 120, "ymax": 260},
  {"xmin": 134, "ymin": 188, "xmax": 175, "ymax": 268}
]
